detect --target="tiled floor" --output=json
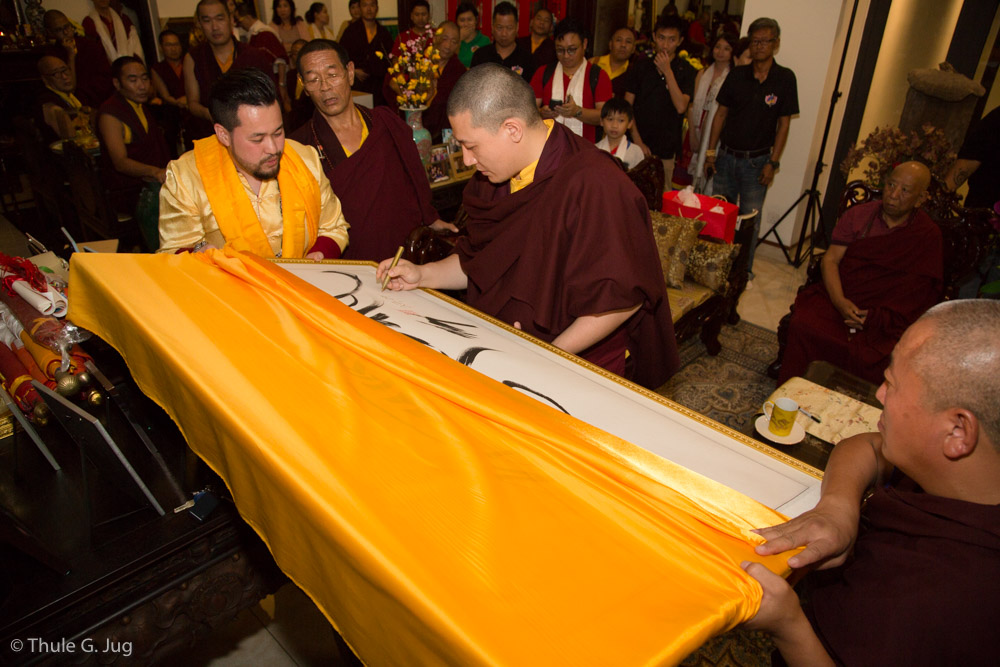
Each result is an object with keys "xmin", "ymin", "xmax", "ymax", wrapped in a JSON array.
[
  {"xmin": 736, "ymin": 242, "xmax": 811, "ymax": 331},
  {"xmin": 176, "ymin": 241, "xmax": 812, "ymax": 666}
]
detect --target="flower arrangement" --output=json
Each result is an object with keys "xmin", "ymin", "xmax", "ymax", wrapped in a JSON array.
[
  {"xmin": 840, "ymin": 123, "xmax": 956, "ymax": 188},
  {"xmin": 677, "ymin": 49, "xmax": 703, "ymax": 71},
  {"xmin": 387, "ymin": 24, "xmax": 440, "ymax": 110}
]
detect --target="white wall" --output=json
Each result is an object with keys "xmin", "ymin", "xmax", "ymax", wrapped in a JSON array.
[
  {"xmin": 46, "ymin": 0, "xmax": 95, "ymax": 24},
  {"xmin": 856, "ymin": 0, "xmax": 963, "ymax": 147},
  {"xmin": 740, "ymin": 0, "xmax": 853, "ymax": 251}
]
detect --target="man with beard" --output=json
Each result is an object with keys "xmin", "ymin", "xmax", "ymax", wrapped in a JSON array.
[
  {"xmin": 378, "ymin": 64, "xmax": 678, "ymax": 388},
  {"xmin": 290, "ymin": 39, "xmax": 454, "ymax": 262},
  {"xmin": 183, "ymin": 0, "xmax": 274, "ymax": 139},
  {"xmin": 158, "ymin": 67, "xmax": 349, "ymax": 259}
]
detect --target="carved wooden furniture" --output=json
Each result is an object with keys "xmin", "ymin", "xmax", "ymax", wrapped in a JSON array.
[
  {"xmin": 767, "ymin": 180, "xmax": 999, "ymax": 378},
  {"xmin": 670, "ymin": 214, "xmax": 753, "ymax": 356}
]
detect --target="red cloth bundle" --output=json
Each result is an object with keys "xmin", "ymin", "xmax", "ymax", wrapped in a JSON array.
[{"xmin": 0, "ymin": 341, "xmax": 43, "ymax": 414}]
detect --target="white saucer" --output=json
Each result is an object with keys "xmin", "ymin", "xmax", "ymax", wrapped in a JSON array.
[{"xmin": 754, "ymin": 415, "xmax": 806, "ymax": 445}]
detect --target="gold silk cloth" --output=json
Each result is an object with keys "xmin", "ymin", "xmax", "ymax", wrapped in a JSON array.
[{"xmin": 68, "ymin": 249, "xmax": 793, "ymax": 666}]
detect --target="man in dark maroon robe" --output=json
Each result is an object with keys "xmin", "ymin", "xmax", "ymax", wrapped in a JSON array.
[
  {"xmin": 184, "ymin": 0, "xmax": 274, "ymax": 140},
  {"xmin": 290, "ymin": 40, "xmax": 455, "ymax": 262},
  {"xmin": 745, "ymin": 300, "xmax": 1000, "ymax": 665},
  {"xmin": 43, "ymin": 10, "xmax": 114, "ymax": 108},
  {"xmin": 378, "ymin": 64, "xmax": 678, "ymax": 389},
  {"xmin": 339, "ymin": 0, "xmax": 394, "ymax": 106},
  {"xmin": 96, "ymin": 56, "xmax": 171, "ymax": 213},
  {"xmin": 422, "ymin": 22, "xmax": 466, "ymax": 142},
  {"xmin": 777, "ymin": 162, "xmax": 942, "ymax": 385}
]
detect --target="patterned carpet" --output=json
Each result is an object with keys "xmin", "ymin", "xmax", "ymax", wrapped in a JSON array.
[{"xmin": 657, "ymin": 321, "xmax": 779, "ymax": 433}]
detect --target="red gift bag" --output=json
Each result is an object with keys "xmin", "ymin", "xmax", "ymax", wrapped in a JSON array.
[{"xmin": 661, "ymin": 191, "xmax": 738, "ymax": 243}]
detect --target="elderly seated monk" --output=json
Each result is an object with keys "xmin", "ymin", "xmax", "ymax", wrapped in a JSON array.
[
  {"xmin": 776, "ymin": 161, "xmax": 943, "ymax": 385},
  {"xmin": 36, "ymin": 55, "xmax": 91, "ymax": 143},
  {"xmin": 43, "ymin": 9, "xmax": 113, "ymax": 108},
  {"xmin": 377, "ymin": 63, "xmax": 678, "ymax": 389},
  {"xmin": 158, "ymin": 67, "xmax": 348, "ymax": 259},
  {"xmin": 743, "ymin": 299, "xmax": 1000, "ymax": 665},
  {"xmin": 289, "ymin": 39, "xmax": 455, "ymax": 262}
]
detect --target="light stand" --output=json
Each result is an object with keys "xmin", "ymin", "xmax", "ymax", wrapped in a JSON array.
[{"xmin": 758, "ymin": 0, "xmax": 860, "ymax": 267}]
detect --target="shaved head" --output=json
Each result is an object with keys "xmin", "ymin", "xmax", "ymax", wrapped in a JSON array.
[
  {"xmin": 909, "ymin": 300, "xmax": 1000, "ymax": 445},
  {"xmin": 447, "ymin": 63, "xmax": 542, "ymax": 131},
  {"xmin": 892, "ymin": 161, "xmax": 931, "ymax": 193}
]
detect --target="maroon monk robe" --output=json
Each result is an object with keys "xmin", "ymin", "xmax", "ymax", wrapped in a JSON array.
[
  {"xmin": 805, "ymin": 474, "xmax": 1000, "ymax": 665},
  {"xmin": 289, "ymin": 105, "xmax": 439, "ymax": 262},
  {"xmin": 47, "ymin": 36, "xmax": 114, "ymax": 108},
  {"xmin": 423, "ymin": 56, "xmax": 466, "ymax": 142},
  {"xmin": 339, "ymin": 19, "xmax": 394, "ymax": 106},
  {"xmin": 455, "ymin": 122, "xmax": 679, "ymax": 389},
  {"xmin": 152, "ymin": 59, "xmax": 186, "ymax": 99},
  {"xmin": 96, "ymin": 92, "xmax": 171, "ymax": 210},
  {"xmin": 778, "ymin": 208, "xmax": 942, "ymax": 385},
  {"xmin": 187, "ymin": 43, "xmax": 275, "ymax": 139}
]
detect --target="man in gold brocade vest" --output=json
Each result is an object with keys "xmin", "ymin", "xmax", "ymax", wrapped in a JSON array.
[{"xmin": 158, "ymin": 67, "xmax": 349, "ymax": 259}]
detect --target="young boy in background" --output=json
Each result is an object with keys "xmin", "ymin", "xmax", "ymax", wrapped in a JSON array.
[{"xmin": 595, "ymin": 97, "xmax": 644, "ymax": 170}]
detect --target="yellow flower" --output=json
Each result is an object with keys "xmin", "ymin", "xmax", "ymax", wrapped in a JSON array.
[
  {"xmin": 375, "ymin": 51, "xmax": 384, "ymax": 58},
  {"xmin": 396, "ymin": 95, "xmax": 406, "ymax": 105},
  {"xmin": 407, "ymin": 79, "xmax": 418, "ymax": 90}
]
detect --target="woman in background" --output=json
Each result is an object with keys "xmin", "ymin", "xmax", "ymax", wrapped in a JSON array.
[
  {"xmin": 304, "ymin": 2, "xmax": 337, "ymax": 40},
  {"xmin": 336, "ymin": 0, "xmax": 361, "ymax": 40},
  {"xmin": 688, "ymin": 32, "xmax": 736, "ymax": 193},
  {"xmin": 270, "ymin": 0, "xmax": 309, "ymax": 52},
  {"xmin": 455, "ymin": 2, "xmax": 489, "ymax": 68}
]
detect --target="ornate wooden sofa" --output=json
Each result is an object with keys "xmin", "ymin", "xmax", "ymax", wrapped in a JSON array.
[{"xmin": 766, "ymin": 180, "xmax": 999, "ymax": 378}]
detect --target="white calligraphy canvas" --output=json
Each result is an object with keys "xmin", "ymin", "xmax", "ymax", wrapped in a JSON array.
[{"xmin": 279, "ymin": 261, "xmax": 822, "ymax": 517}]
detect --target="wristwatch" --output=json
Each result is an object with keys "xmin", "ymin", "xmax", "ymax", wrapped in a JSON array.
[
  {"xmin": 768, "ymin": 159, "xmax": 780, "ymax": 169},
  {"xmin": 574, "ymin": 109, "xmax": 583, "ymax": 119}
]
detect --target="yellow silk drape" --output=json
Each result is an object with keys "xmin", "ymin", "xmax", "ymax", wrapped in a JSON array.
[{"xmin": 68, "ymin": 249, "xmax": 793, "ymax": 666}]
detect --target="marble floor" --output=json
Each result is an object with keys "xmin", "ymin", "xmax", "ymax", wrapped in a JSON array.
[
  {"xmin": 175, "ymin": 242, "xmax": 812, "ymax": 666},
  {"xmin": 737, "ymin": 242, "xmax": 811, "ymax": 331}
]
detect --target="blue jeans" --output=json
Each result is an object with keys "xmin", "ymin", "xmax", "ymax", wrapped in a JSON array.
[{"xmin": 712, "ymin": 151, "xmax": 770, "ymax": 275}]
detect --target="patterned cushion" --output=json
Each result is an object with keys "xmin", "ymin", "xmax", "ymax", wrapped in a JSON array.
[
  {"xmin": 687, "ymin": 239, "xmax": 741, "ymax": 293},
  {"xmin": 649, "ymin": 212, "xmax": 706, "ymax": 288}
]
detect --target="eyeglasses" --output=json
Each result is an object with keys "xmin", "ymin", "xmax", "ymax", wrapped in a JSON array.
[
  {"xmin": 302, "ymin": 71, "xmax": 344, "ymax": 90},
  {"xmin": 555, "ymin": 46, "xmax": 580, "ymax": 56},
  {"xmin": 751, "ymin": 38, "xmax": 775, "ymax": 46}
]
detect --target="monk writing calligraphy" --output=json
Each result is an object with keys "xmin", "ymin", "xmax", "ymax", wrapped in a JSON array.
[{"xmin": 377, "ymin": 63, "xmax": 678, "ymax": 388}]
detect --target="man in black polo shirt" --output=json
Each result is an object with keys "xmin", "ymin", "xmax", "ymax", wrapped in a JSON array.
[
  {"xmin": 471, "ymin": 2, "xmax": 535, "ymax": 82},
  {"xmin": 945, "ymin": 106, "xmax": 1000, "ymax": 209},
  {"xmin": 624, "ymin": 14, "xmax": 696, "ymax": 188},
  {"xmin": 705, "ymin": 17, "xmax": 798, "ymax": 277}
]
